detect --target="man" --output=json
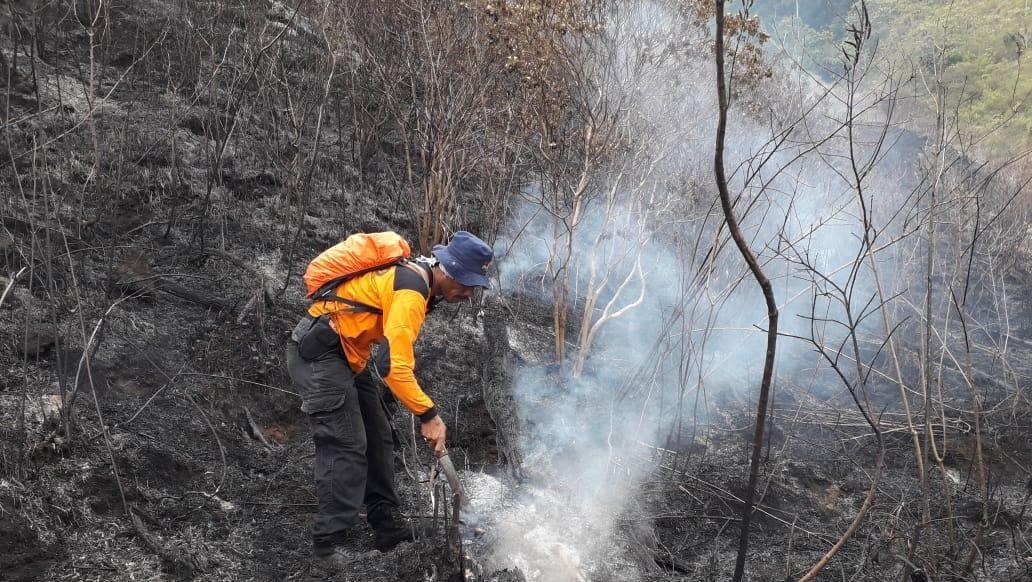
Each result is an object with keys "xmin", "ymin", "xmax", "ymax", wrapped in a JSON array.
[{"xmin": 286, "ymin": 231, "xmax": 493, "ymax": 570}]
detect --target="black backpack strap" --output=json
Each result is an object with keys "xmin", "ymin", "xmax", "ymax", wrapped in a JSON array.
[
  {"xmin": 315, "ymin": 295, "xmax": 383, "ymax": 315},
  {"xmin": 310, "ymin": 259, "xmax": 407, "ymax": 304},
  {"xmin": 311, "ymin": 261, "xmax": 413, "ymax": 316}
]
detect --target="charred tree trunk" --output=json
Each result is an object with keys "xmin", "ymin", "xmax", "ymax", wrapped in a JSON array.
[
  {"xmin": 712, "ymin": 3, "xmax": 780, "ymax": 581},
  {"xmin": 480, "ymin": 296, "xmax": 524, "ymax": 480}
]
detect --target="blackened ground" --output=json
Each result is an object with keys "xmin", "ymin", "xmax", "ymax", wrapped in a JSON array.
[
  {"xmin": 0, "ymin": 292, "xmax": 500, "ymax": 582},
  {"xmin": 0, "ymin": 502, "xmax": 60, "ymax": 582},
  {"xmin": 2, "ymin": 3, "xmax": 1031, "ymax": 582}
]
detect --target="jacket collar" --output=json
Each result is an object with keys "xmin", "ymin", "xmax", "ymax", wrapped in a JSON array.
[{"xmin": 410, "ymin": 257, "xmax": 442, "ymax": 312}]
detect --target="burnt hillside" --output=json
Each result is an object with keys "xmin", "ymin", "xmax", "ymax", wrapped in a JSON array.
[{"xmin": 2, "ymin": 1, "xmax": 1031, "ymax": 582}]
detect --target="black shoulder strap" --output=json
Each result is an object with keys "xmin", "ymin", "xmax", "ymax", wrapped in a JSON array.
[
  {"xmin": 316, "ymin": 295, "xmax": 383, "ymax": 315},
  {"xmin": 394, "ymin": 261, "xmax": 431, "ymax": 298},
  {"xmin": 311, "ymin": 259, "xmax": 405, "ymax": 302}
]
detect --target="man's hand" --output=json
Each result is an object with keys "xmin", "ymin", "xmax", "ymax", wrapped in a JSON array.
[{"xmin": 420, "ymin": 415, "xmax": 446, "ymax": 454}]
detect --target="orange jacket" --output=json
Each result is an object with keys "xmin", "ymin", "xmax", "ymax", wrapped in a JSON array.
[{"xmin": 307, "ymin": 262, "xmax": 437, "ymax": 420}]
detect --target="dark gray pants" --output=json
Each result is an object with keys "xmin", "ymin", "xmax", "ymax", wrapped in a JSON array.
[{"xmin": 285, "ymin": 318, "xmax": 399, "ymax": 549}]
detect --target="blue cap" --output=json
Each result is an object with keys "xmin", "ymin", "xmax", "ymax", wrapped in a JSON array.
[{"xmin": 432, "ymin": 231, "xmax": 493, "ymax": 289}]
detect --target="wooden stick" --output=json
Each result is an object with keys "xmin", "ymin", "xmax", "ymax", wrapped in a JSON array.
[{"xmin": 243, "ymin": 406, "xmax": 275, "ymax": 450}]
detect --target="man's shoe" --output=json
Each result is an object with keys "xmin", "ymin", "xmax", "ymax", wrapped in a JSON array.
[
  {"xmin": 373, "ymin": 525, "xmax": 415, "ymax": 552},
  {"xmin": 367, "ymin": 506, "xmax": 416, "ymax": 551},
  {"xmin": 311, "ymin": 546, "xmax": 377, "ymax": 573}
]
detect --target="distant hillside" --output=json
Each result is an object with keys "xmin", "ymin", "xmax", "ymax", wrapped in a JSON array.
[{"xmin": 756, "ymin": 0, "xmax": 1031, "ymax": 160}]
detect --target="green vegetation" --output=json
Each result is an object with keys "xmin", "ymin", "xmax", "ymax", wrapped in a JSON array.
[
  {"xmin": 867, "ymin": 0, "xmax": 1030, "ymax": 156},
  {"xmin": 754, "ymin": 0, "xmax": 1031, "ymax": 159}
]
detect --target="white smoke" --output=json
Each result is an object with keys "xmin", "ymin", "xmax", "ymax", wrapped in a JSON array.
[{"xmin": 481, "ymin": 1, "xmax": 946, "ymax": 579}]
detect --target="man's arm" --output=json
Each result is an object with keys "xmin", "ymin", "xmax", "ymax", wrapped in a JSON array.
[
  {"xmin": 381, "ymin": 288, "xmax": 436, "ymax": 420},
  {"xmin": 383, "ymin": 267, "xmax": 446, "ymax": 452}
]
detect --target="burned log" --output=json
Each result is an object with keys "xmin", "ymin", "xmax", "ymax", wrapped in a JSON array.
[
  {"xmin": 155, "ymin": 279, "xmax": 237, "ymax": 312},
  {"xmin": 112, "ymin": 251, "xmax": 237, "ymax": 312}
]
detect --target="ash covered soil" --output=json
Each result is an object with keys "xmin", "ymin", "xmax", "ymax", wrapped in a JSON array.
[
  {"xmin": 0, "ymin": 3, "xmax": 501, "ymax": 579},
  {"xmin": 2, "ymin": 2, "xmax": 1032, "ymax": 582}
]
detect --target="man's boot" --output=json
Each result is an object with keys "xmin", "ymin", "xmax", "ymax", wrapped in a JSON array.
[
  {"xmin": 311, "ymin": 545, "xmax": 377, "ymax": 573},
  {"xmin": 367, "ymin": 506, "xmax": 415, "ymax": 551}
]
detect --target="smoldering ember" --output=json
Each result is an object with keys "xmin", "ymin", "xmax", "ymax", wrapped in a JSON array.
[{"xmin": 1, "ymin": 1, "xmax": 1030, "ymax": 581}]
